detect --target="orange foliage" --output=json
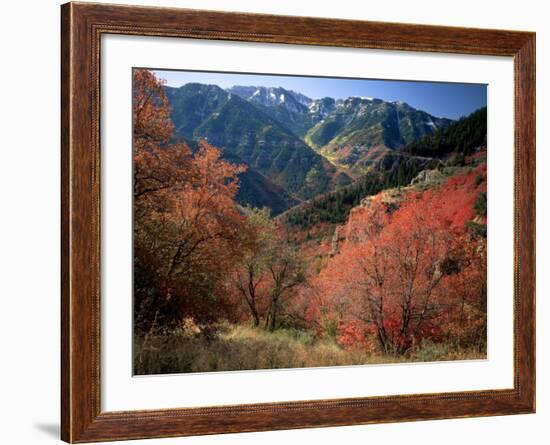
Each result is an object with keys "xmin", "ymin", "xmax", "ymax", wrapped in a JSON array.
[{"xmin": 133, "ymin": 69, "xmax": 247, "ymax": 330}]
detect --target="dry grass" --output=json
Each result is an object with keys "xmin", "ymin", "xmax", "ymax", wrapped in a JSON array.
[{"xmin": 134, "ymin": 323, "xmax": 486, "ymax": 375}]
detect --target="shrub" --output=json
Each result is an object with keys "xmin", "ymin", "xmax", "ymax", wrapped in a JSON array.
[{"xmin": 412, "ymin": 340, "xmax": 453, "ymax": 362}]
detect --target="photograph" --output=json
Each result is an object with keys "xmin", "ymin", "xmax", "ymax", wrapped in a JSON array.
[{"xmin": 132, "ymin": 68, "xmax": 488, "ymax": 375}]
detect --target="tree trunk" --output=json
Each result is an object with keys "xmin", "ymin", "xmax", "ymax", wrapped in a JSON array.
[
  {"xmin": 252, "ymin": 309, "xmax": 260, "ymax": 327},
  {"xmin": 269, "ymin": 302, "xmax": 277, "ymax": 331},
  {"xmin": 265, "ymin": 294, "xmax": 279, "ymax": 332}
]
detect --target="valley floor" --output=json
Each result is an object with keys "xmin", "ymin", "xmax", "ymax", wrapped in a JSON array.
[{"xmin": 134, "ymin": 323, "xmax": 486, "ymax": 375}]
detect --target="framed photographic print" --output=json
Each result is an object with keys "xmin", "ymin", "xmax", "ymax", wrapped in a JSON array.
[{"xmin": 61, "ymin": 2, "xmax": 536, "ymax": 442}]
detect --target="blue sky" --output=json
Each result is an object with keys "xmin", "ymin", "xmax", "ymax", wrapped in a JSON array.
[{"xmin": 152, "ymin": 69, "xmax": 486, "ymax": 120}]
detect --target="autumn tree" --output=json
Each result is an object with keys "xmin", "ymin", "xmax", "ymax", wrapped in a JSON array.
[
  {"xmin": 314, "ymin": 166, "xmax": 487, "ymax": 355},
  {"xmin": 133, "ymin": 69, "xmax": 247, "ymax": 332},
  {"xmin": 231, "ymin": 208, "xmax": 307, "ymax": 331},
  {"xmin": 264, "ymin": 237, "xmax": 306, "ymax": 331},
  {"xmin": 232, "ymin": 207, "xmax": 275, "ymax": 326},
  {"xmin": 133, "ymin": 69, "xmax": 191, "ymax": 201}
]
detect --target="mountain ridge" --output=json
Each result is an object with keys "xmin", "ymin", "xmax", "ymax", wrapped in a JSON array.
[
  {"xmin": 225, "ymin": 85, "xmax": 452, "ymax": 173},
  {"xmin": 165, "ymin": 84, "xmax": 351, "ymax": 203},
  {"xmin": 163, "ymin": 82, "xmax": 463, "ymax": 214}
]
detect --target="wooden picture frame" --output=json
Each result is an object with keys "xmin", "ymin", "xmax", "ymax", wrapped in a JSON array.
[{"xmin": 61, "ymin": 2, "xmax": 535, "ymax": 442}]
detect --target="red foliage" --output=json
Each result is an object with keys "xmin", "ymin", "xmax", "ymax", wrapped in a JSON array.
[
  {"xmin": 337, "ymin": 321, "xmax": 372, "ymax": 349},
  {"xmin": 310, "ymin": 167, "xmax": 487, "ymax": 354}
]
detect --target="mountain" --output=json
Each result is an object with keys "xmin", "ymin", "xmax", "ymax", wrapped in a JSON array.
[
  {"xmin": 221, "ymin": 151, "xmax": 300, "ymax": 216},
  {"xmin": 166, "ymin": 83, "xmax": 229, "ymax": 139},
  {"xmin": 227, "ymin": 86, "xmax": 316, "ymax": 138},
  {"xmin": 227, "ymin": 87, "xmax": 451, "ymax": 174},
  {"xmin": 165, "ymin": 84, "xmax": 351, "ymax": 203},
  {"xmin": 236, "ymin": 167, "xmax": 301, "ymax": 216},
  {"xmin": 227, "ymin": 87, "xmax": 355, "ymax": 140},
  {"xmin": 281, "ymin": 106, "xmax": 487, "ymax": 230},
  {"xmin": 180, "ymin": 137, "xmax": 300, "ymax": 216},
  {"xmin": 164, "ymin": 82, "xmax": 462, "ymax": 215},
  {"xmin": 282, "ymin": 152, "xmax": 441, "ymax": 229},
  {"xmin": 228, "ymin": 88, "xmax": 450, "ymax": 152},
  {"xmin": 194, "ymin": 95, "xmax": 346, "ymax": 199},
  {"xmin": 307, "ymin": 97, "xmax": 337, "ymax": 119},
  {"xmin": 305, "ymin": 97, "xmax": 450, "ymax": 150},
  {"xmin": 227, "ymin": 85, "xmax": 312, "ymax": 109},
  {"xmin": 304, "ymin": 97, "xmax": 451, "ymax": 172},
  {"xmin": 403, "ymin": 107, "xmax": 487, "ymax": 157}
]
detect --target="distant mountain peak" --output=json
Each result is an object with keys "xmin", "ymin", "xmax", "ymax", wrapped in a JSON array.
[
  {"xmin": 227, "ymin": 85, "xmax": 313, "ymax": 108},
  {"xmin": 349, "ymin": 96, "xmax": 375, "ymax": 101},
  {"xmin": 304, "ymin": 96, "xmax": 453, "ymax": 172}
]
